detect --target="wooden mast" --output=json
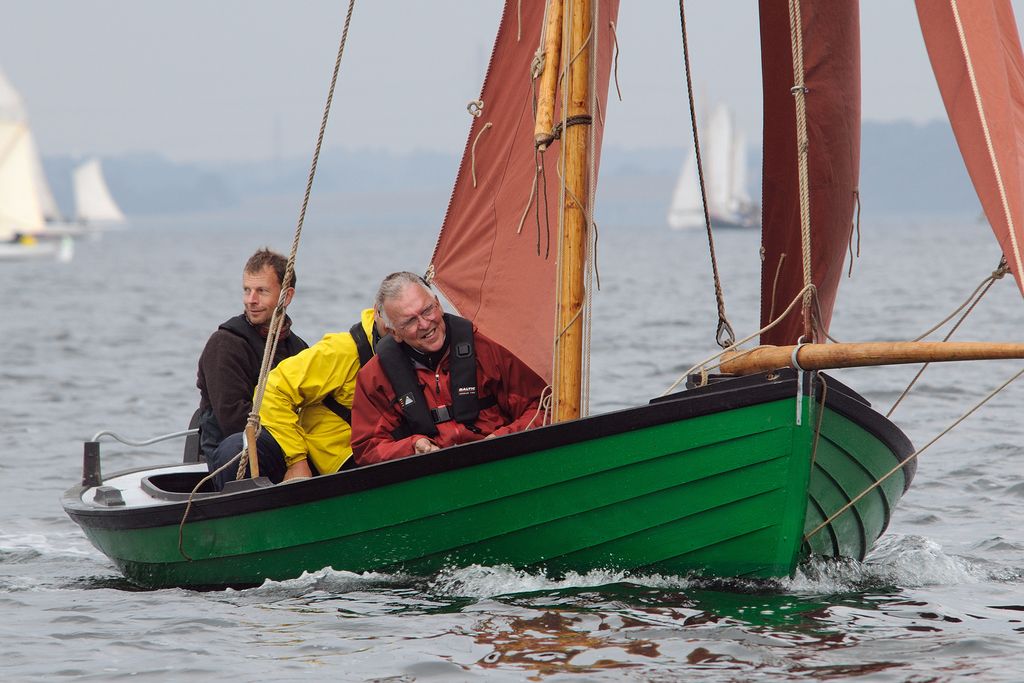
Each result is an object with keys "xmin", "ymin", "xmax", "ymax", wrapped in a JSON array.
[{"xmin": 551, "ymin": 0, "xmax": 592, "ymax": 422}]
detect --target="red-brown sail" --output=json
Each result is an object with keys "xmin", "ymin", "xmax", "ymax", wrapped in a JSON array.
[
  {"xmin": 758, "ymin": 1, "xmax": 861, "ymax": 345},
  {"xmin": 916, "ymin": 0, "xmax": 1024, "ymax": 294},
  {"xmin": 429, "ymin": 0, "xmax": 619, "ymax": 381}
]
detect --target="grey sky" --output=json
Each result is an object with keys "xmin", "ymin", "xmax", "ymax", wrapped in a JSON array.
[{"xmin": 1, "ymin": 1, "xmax": 1017, "ymax": 163}]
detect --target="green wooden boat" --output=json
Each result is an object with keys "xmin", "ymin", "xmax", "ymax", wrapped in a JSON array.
[
  {"xmin": 62, "ymin": 0, "xmax": 1024, "ymax": 590},
  {"xmin": 62, "ymin": 370, "xmax": 914, "ymax": 588}
]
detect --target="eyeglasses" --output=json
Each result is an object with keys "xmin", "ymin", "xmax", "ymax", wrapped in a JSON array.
[{"xmin": 395, "ymin": 302, "xmax": 439, "ymax": 332}]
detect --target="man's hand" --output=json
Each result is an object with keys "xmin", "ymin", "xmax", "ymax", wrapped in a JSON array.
[
  {"xmin": 414, "ymin": 437, "xmax": 440, "ymax": 454},
  {"xmin": 283, "ymin": 458, "xmax": 313, "ymax": 481}
]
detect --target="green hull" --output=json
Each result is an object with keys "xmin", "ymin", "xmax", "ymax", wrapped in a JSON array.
[{"xmin": 63, "ymin": 371, "xmax": 914, "ymax": 588}]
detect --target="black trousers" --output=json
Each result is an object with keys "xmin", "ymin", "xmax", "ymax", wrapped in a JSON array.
[{"xmin": 208, "ymin": 428, "xmax": 287, "ymax": 490}]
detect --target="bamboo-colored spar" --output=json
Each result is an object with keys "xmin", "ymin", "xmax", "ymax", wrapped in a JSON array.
[
  {"xmin": 244, "ymin": 423, "xmax": 260, "ymax": 478},
  {"xmin": 553, "ymin": 0, "xmax": 591, "ymax": 423},
  {"xmin": 534, "ymin": 0, "xmax": 564, "ymax": 150},
  {"xmin": 719, "ymin": 341, "xmax": 1024, "ymax": 376}
]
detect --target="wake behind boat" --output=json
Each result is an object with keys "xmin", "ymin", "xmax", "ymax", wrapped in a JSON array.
[{"xmin": 64, "ymin": 0, "xmax": 1024, "ymax": 589}]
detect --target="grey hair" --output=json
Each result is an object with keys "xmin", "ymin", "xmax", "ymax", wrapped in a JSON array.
[{"xmin": 375, "ymin": 271, "xmax": 433, "ymax": 328}]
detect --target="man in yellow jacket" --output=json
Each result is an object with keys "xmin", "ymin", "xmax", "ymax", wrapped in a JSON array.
[{"xmin": 208, "ymin": 308, "xmax": 379, "ymax": 490}]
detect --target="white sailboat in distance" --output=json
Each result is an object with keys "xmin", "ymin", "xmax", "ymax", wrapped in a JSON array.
[
  {"xmin": 72, "ymin": 157, "xmax": 126, "ymax": 227},
  {"xmin": 667, "ymin": 103, "xmax": 759, "ymax": 230},
  {"xmin": 0, "ymin": 67, "xmax": 68, "ymax": 261}
]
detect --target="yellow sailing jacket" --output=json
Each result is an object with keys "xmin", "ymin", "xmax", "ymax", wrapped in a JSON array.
[{"xmin": 260, "ymin": 308, "xmax": 375, "ymax": 474}]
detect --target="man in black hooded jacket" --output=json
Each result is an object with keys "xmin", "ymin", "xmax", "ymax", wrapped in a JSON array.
[{"xmin": 195, "ymin": 248, "xmax": 307, "ymax": 462}]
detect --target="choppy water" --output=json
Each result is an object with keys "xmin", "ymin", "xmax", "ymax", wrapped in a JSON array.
[{"xmin": 3, "ymin": 209, "xmax": 1024, "ymax": 681}]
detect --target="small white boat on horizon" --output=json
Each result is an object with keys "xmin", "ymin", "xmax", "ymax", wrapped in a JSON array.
[
  {"xmin": 72, "ymin": 157, "xmax": 126, "ymax": 228},
  {"xmin": 667, "ymin": 103, "xmax": 759, "ymax": 230},
  {"xmin": 1, "ymin": 67, "xmax": 125, "ymax": 260}
]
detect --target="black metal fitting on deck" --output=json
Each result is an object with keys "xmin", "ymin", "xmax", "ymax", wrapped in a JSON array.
[{"xmin": 83, "ymin": 441, "xmax": 102, "ymax": 487}]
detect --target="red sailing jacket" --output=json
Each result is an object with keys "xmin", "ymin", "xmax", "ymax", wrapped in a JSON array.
[{"xmin": 351, "ymin": 328, "xmax": 547, "ymax": 465}]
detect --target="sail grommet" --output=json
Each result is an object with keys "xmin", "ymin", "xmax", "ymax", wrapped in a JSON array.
[{"xmin": 467, "ymin": 99, "xmax": 485, "ymax": 117}]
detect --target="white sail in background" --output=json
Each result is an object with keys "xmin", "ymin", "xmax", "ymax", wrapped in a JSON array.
[
  {"xmin": 0, "ymin": 67, "xmax": 25, "ymax": 123},
  {"xmin": 0, "ymin": 67, "xmax": 64, "ymax": 230},
  {"xmin": 0, "ymin": 68, "xmax": 45, "ymax": 241},
  {"xmin": 667, "ymin": 103, "xmax": 757, "ymax": 230},
  {"xmin": 705, "ymin": 105, "xmax": 734, "ymax": 215},
  {"xmin": 0, "ymin": 121, "xmax": 46, "ymax": 241},
  {"xmin": 667, "ymin": 155, "xmax": 704, "ymax": 231},
  {"xmin": 27, "ymin": 132, "xmax": 61, "ymax": 222},
  {"xmin": 729, "ymin": 128, "xmax": 751, "ymax": 213},
  {"xmin": 73, "ymin": 158, "xmax": 125, "ymax": 224}
]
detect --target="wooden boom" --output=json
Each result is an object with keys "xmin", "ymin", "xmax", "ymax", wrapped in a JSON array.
[{"xmin": 720, "ymin": 341, "xmax": 1024, "ymax": 375}]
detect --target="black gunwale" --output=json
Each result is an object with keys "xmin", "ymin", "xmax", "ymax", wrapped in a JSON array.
[{"xmin": 63, "ymin": 370, "xmax": 914, "ymax": 531}]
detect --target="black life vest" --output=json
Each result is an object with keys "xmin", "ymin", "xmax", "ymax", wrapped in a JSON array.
[
  {"xmin": 218, "ymin": 313, "xmax": 308, "ymax": 366},
  {"xmin": 375, "ymin": 314, "xmax": 495, "ymax": 439},
  {"xmin": 348, "ymin": 320, "xmax": 375, "ymax": 366},
  {"xmin": 197, "ymin": 314, "xmax": 308, "ymax": 460},
  {"xmin": 321, "ymin": 319, "xmax": 378, "ymax": 426}
]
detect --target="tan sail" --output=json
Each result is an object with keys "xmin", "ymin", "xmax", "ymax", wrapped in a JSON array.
[
  {"xmin": 721, "ymin": 341, "xmax": 1024, "ymax": 376},
  {"xmin": 917, "ymin": 0, "xmax": 1024, "ymax": 298},
  {"xmin": 429, "ymin": 1, "xmax": 619, "ymax": 385}
]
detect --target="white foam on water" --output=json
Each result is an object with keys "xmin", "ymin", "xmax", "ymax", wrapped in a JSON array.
[
  {"xmin": 224, "ymin": 566, "xmax": 411, "ymax": 601},
  {"xmin": 0, "ymin": 530, "xmax": 97, "ymax": 561},
  {"xmin": 788, "ymin": 534, "xmax": 994, "ymax": 593},
  {"xmin": 426, "ymin": 564, "xmax": 700, "ymax": 598}
]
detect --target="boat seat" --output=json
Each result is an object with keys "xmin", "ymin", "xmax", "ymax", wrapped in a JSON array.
[{"xmin": 142, "ymin": 471, "xmax": 220, "ymax": 499}]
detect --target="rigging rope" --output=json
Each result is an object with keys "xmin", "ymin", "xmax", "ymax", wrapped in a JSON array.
[
  {"xmin": 581, "ymin": 0, "xmax": 601, "ymax": 416},
  {"xmin": 805, "ymin": 364, "xmax": 1024, "ymax": 543},
  {"xmin": 179, "ymin": 1, "xmax": 358, "ymax": 558},
  {"xmin": 662, "ymin": 282, "xmax": 818, "ymax": 395},
  {"xmin": 239, "ymin": 0, "xmax": 357, "ymax": 481},
  {"xmin": 886, "ymin": 257, "xmax": 1008, "ymax": 417},
  {"xmin": 677, "ymin": 0, "xmax": 735, "ymax": 349},
  {"xmin": 786, "ymin": 0, "xmax": 816, "ymax": 341}
]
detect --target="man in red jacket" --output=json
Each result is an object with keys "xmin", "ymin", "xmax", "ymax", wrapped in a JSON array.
[{"xmin": 351, "ymin": 271, "xmax": 547, "ymax": 465}]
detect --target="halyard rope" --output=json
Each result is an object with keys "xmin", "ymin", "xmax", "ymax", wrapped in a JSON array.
[
  {"xmin": 581, "ymin": 0, "xmax": 601, "ymax": 416},
  {"xmin": 678, "ymin": 0, "xmax": 735, "ymax": 349},
  {"xmin": 179, "ymin": 0, "xmax": 357, "ymax": 559},
  {"xmin": 787, "ymin": 0, "xmax": 815, "ymax": 341},
  {"xmin": 236, "ymin": 0, "xmax": 356, "ymax": 482},
  {"xmin": 662, "ymin": 283, "xmax": 818, "ymax": 395}
]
